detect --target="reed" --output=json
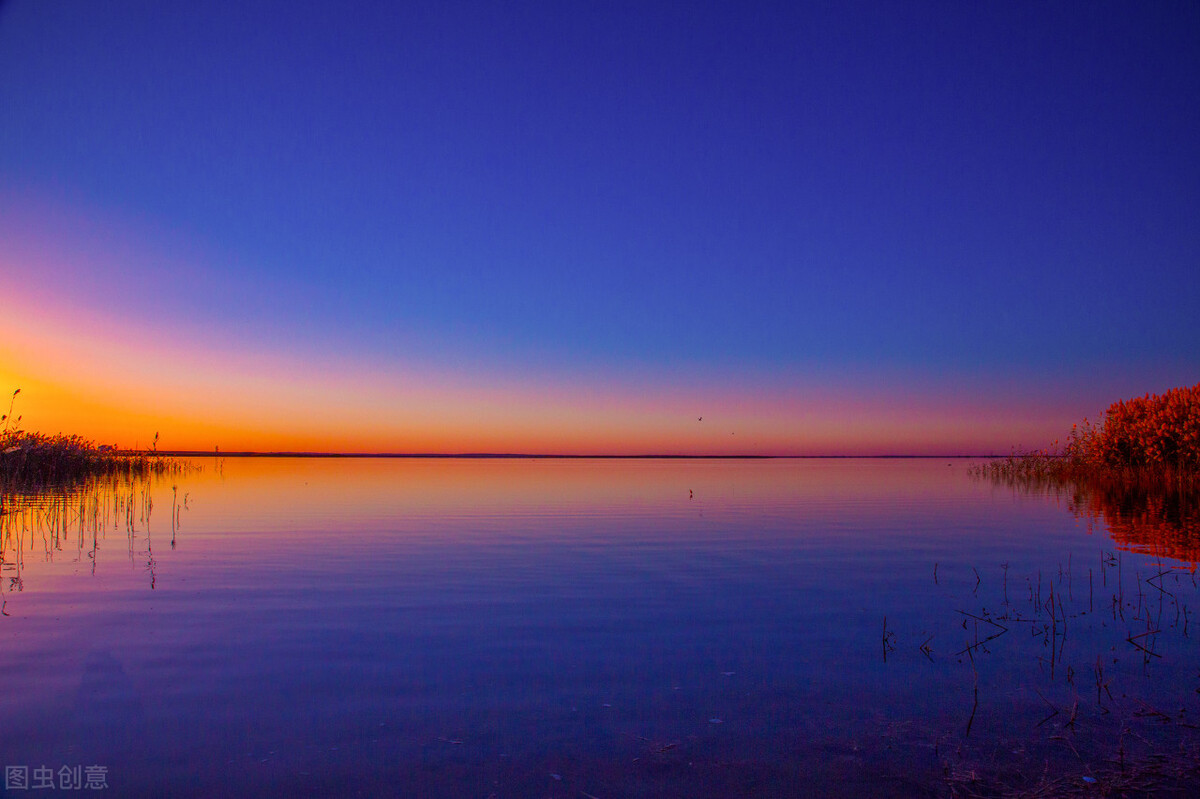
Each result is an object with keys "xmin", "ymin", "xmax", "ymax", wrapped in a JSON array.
[
  {"xmin": 971, "ymin": 386, "xmax": 1200, "ymax": 565},
  {"xmin": 976, "ymin": 384, "xmax": 1200, "ymax": 488},
  {"xmin": 0, "ymin": 389, "xmax": 185, "ymax": 494},
  {"xmin": 926, "ymin": 557, "xmax": 1200, "ymax": 797}
]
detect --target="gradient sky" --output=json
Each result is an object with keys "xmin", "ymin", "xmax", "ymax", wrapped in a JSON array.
[{"xmin": 2, "ymin": 1, "xmax": 1198, "ymax": 454}]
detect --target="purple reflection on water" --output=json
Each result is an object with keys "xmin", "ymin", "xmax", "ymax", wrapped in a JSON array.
[{"xmin": 1, "ymin": 459, "xmax": 1197, "ymax": 796}]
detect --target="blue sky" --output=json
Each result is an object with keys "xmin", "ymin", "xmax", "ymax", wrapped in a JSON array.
[{"xmin": 1, "ymin": 1, "xmax": 1197, "ymax": 452}]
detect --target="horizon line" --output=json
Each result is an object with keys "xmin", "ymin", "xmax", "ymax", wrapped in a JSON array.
[{"xmin": 146, "ymin": 451, "xmax": 1005, "ymax": 459}]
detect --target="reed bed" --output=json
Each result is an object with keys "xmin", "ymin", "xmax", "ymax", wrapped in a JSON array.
[
  {"xmin": 974, "ymin": 386, "xmax": 1200, "ymax": 565},
  {"xmin": 1, "ymin": 389, "xmax": 187, "ymax": 496},
  {"xmin": 975, "ymin": 384, "xmax": 1200, "ymax": 490},
  {"xmin": 0, "ymin": 430, "xmax": 183, "ymax": 493}
]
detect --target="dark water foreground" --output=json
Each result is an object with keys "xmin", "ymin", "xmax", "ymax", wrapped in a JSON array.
[{"xmin": 1, "ymin": 459, "xmax": 1197, "ymax": 797}]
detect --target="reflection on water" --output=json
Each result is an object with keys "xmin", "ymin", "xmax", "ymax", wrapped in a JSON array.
[
  {"xmin": 979, "ymin": 469, "xmax": 1200, "ymax": 568},
  {"xmin": 1, "ymin": 458, "xmax": 1198, "ymax": 797},
  {"xmin": 1068, "ymin": 479, "xmax": 1200, "ymax": 566},
  {"xmin": 0, "ymin": 472, "xmax": 187, "ymax": 604}
]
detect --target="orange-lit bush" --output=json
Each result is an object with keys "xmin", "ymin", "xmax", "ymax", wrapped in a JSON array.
[
  {"xmin": 1065, "ymin": 384, "xmax": 1200, "ymax": 473},
  {"xmin": 981, "ymin": 384, "xmax": 1200, "ymax": 484},
  {"xmin": 977, "ymin": 385, "xmax": 1200, "ymax": 567}
]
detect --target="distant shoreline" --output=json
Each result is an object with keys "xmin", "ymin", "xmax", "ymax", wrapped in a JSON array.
[{"xmin": 146, "ymin": 452, "xmax": 1001, "ymax": 459}]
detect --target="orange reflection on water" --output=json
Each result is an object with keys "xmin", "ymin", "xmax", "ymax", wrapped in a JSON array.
[
  {"xmin": 176, "ymin": 456, "xmax": 988, "ymax": 534},
  {"xmin": 1065, "ymin": 479, "xmax": 1200, "ymax": 568},
  {"xmin": 0, "ymin": 457, "xmax": 991, "ymax": 589}
]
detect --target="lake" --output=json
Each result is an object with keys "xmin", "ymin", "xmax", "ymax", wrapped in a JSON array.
[{"xmin": 1, "ymin": 458, "xmax": 1197, "ymax": 797}]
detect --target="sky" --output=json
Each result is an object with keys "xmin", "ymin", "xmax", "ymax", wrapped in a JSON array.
[{"xmin": 1, "ymin": 0, "xmax": 1198, "ymax": 455}]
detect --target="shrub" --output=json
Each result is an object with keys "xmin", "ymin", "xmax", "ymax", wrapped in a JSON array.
[
  {"xmin": 1068, "ymin": 384, "xmax": 1200, "ymax": 472},
  {"xmin": 980, "ymin": 384, "xmax": 1200, "ymax": 485},
  {"xmin": 976, "ymin": 385, "xmax": 1200, "ymax": 565}
]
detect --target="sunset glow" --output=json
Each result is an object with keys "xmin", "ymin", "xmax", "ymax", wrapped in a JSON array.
[
  {"xmin": 1, "ymin": 204, "xmax": 1192, "ymax": 455},
  {"xmin": 2, "ymin": 1, "xmax": 1197, "ymax": 454}
]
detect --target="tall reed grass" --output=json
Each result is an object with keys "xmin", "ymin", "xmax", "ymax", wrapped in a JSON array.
[
  {"xmin": 976, "ymin": 385, "xmax": 1200, "ymax": 564},
  {"xmin": 1, "ymin": 389, "xmax": 185, "ymax": 495},
  {"xmin": 978, "ymin": 383, "xmax": 1200, "ymax": 487}
]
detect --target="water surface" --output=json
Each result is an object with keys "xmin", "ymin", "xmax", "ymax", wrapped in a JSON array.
[{"xmin": 1, "ymin": 458, "xmax": 1197, "ymax": 797}]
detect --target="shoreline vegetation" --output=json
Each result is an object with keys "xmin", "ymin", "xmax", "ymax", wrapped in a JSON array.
[
  {"xmin": 975, "ymin": 384, "xmax": 1200, "ymax": 565},
  {"xmin": 975, "ymin": 384, "xmax": 1200, "ymax": 488},
  {"xmin": 1, "ymin": 389, "xmax": 185, "ymax": 496}
]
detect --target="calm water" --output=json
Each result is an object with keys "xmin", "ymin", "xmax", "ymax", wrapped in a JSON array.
[{"xmin": 1, "ymin": 458, "xmax": 1197, "ymax": 797}]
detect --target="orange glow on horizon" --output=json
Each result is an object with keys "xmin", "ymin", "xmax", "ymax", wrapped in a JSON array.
[
  {"xmin": 0, "ymin": 211, "xmax": 1080, "ymax": 456},
  {"xmin": 0, "ymin": 298, "xmax": 1068, "ymax": 457}
]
